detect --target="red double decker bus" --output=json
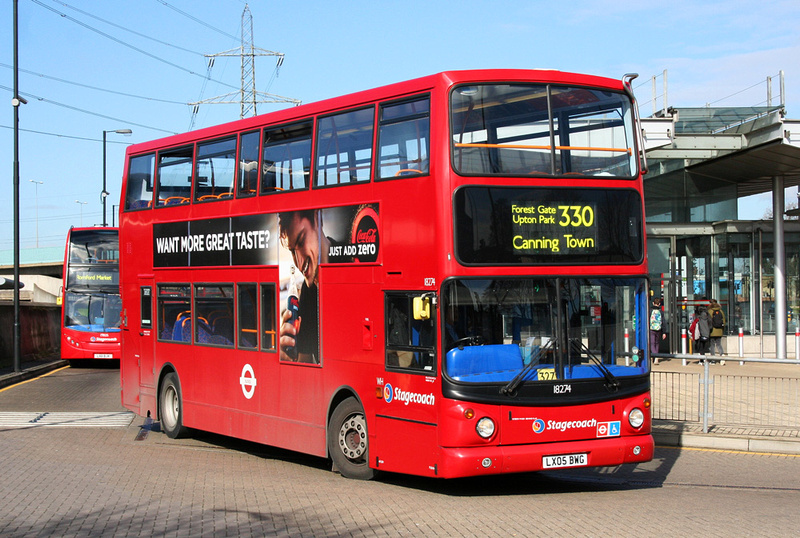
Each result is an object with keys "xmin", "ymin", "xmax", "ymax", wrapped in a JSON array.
[
  {"xmin": 61, "ymin": 227, "xmax": 121, "ymax": 364},
  {"xmin": 119, "ymin": 69, "xmax": 653, "ymax": 479}
]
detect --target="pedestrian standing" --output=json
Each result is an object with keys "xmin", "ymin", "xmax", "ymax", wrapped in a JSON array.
[
  {"xmin": 696, "ymin": 306, "xmax": 711, "ymax": 360},
  {"xmin": 708, "ymin": 298, "xmax": 726, "ymax": 365},
  {"xmin": 649, "ymin": 298, "xmax": 666, "ymax": 364}
]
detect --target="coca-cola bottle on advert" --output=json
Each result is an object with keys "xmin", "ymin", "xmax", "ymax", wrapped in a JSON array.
[{"xmin": 285, "ymin": 266, "xmax": 300, "ymax": 359}]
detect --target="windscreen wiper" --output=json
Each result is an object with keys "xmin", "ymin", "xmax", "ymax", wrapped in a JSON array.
[
  {"xmin": 569, "ymin": 339, "xmax": 619, "ymax": 392},
  {"xmin": 500, "ymin": 339, "xmax": 556, "ymax": 396}
]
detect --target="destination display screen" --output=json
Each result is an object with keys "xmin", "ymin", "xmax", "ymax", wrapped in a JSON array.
[{"xmin": 454, "ymin": 187, "xmax": 643, "ymax": 265}]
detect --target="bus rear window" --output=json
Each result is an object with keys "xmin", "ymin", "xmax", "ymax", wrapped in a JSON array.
[{"xmin": 451, "ymin": 84, "xmax": 636, "ymax": 178}]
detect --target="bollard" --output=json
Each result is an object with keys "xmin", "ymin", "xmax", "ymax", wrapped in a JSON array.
[
  {"xmin": 624, "ymin": 327, "xmax": 630, "ymax": 366},
  {"xmin": 795, "ymin": 324, "xmax": 800, "ymax": 361},
  {"xmin": 681, "ymin": 328, "xmax": 687, "ymax": 366},
  {"xmin": 739, "ymin": 327, "xmax": 744, "ymax": 365}
]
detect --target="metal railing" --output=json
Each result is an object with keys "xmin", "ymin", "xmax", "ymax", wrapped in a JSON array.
[{"xmin": 651, "ymin": 355, "xmax": 800, "ymax": 433}]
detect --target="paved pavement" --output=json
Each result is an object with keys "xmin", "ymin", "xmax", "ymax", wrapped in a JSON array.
[{"xmin": 3, "ymin": 354, "xmax": 799, "ymax": 455}]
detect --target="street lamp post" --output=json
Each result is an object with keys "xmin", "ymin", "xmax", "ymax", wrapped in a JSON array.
[
  {"xmin": 29, "ymin": 179, "xmax": 42, "ymax": 247},
  {"xmin": 103, "ymin": 128, "xmax": 132, "ymax": 227},
  {"xmin": 75, "ymin": 200, "xmax": 87, "ymax": 226}
]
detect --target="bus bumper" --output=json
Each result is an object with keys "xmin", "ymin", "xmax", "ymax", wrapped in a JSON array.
[{"xmin": 436, "ymin": 433, "xmax": 654, "ymax": 478}]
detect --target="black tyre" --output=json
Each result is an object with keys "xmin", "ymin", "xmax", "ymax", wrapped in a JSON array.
[
  {"xmin": 159, "ymin": 372, "xmax": 188, "ymax": 439},
  {"xmin": 328, "ymin": 397, "xmax": 375, "ymax": 480}
]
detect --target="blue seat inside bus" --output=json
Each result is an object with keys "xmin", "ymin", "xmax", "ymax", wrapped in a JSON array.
[
  {"xmin": 171, "ymin": 315, "xmax": 232, "ymax": 346},
  {"xmin": 446, "ymin": 344, "xmax": 523, "ymax": 382}
]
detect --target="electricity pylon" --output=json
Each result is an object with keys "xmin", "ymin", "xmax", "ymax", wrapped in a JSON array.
[{"xmin": 189, "ymin": 4, "xmax": 300, "ymax": 129}]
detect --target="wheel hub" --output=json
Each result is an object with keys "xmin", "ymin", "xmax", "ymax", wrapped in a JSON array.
[{"xmin": 338, "ymin": 414, "xmax": 367, "ymax": 460}]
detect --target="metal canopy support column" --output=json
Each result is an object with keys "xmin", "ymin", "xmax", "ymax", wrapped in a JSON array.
[{"xmin": 773, "ymin": 176, "xmax": 787, "ymax": 359}]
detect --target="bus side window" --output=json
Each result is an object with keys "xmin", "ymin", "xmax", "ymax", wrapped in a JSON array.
[
  {"xmin": 261, "ymin": 121, "xmax": 312, "ymax": 194},
  {"xmin": 157, "ymin": 284, "xmax": 191, "ymax": 342},
  {"xmin": 156, "ymin": 146, "xmax": 193, "ymax": 207},
  {"xmin": 194, "ymin": 284, "xmax": 234, "ymax": 347},
  {"xmin": 140, "ymin": 287, "xmax": 152, "ymax": 329},
  {"xmin": 195, "ymin": 137, "xmax": 236, "ymax": 202},
  {"xmin": 385, "ymin": 293, "xmax": 436, "ymax": 372},
  {"xmin": 125, "ymin": 153, "xmax": 155, "ymax": 210},
  {"xmin": 237, "ymin": 283, "xmax": 258, "ymax": 349},
  {"xmin": 237, "ymin": 131, "xmax": 260, "ymax": 198},
  {"xmin": 378, "ymin": 96, "xmax": 430, "ymax": 179},
  {"xmin": 260, "ymin": 284, "xmax": 277, "ymax": 352},
  {"xmin": 316, "ymin": 107, "xmax": 374, "ymax": 186}
]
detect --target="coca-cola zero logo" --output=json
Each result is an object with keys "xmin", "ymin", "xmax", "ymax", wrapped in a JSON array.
[{"xmin": 351, "ymin": 206, "xmax": 379, "ymax": 262}]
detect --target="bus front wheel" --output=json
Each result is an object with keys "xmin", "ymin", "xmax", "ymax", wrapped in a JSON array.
[
  {"xmin": 159, "ymin": 372, "xmax": 187, "ymax": 439},
  {"xmin": 328, "ymin": 397, "xmax": 374, "ymax": 480}
]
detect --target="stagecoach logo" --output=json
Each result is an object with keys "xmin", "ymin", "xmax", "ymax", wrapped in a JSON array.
[
  {"xmin": 383, "ymin": 383, "xmax": 435, "ymax": 406},
  {"xmin": 239, "ymin": 364, "xmax": 257, "ymax": 399},
  {"xmin": 531, "ymin": 417, "xmax": 600, "ymax": 433},
  {"xmin": 532, "ymin": 418, "xmax": 546, "ymax": 434}
]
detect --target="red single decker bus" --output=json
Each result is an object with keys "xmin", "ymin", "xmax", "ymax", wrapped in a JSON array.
[
  {"xmin": 119, "ymin": 69, "xmax": 654, "ymax": 479},
  {"xmin": 61, "ymin": 227, "xmax": 122, "ymax": 364}
]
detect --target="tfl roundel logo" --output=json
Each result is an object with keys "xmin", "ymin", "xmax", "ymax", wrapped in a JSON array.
[
  {"xmin": 383, "ymin": 384, "xmax": 394, "ymax": 403},
  {"xmin": 532, "ymin": 418, "xmax": 546, "ymax": 434}
]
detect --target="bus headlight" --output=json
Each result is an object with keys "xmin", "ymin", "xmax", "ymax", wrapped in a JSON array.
[
  {"xmin": 476, "ymin": 417, "xmax": 495, "ymax": 439},
  {"xmin": 629, "ymin": 408, "xmax": 645, "ymax": 429}
]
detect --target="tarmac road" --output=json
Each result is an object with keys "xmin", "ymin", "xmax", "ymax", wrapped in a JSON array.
[{"xmin": 0, "ymin": 366, "xmax": 798, "ymax": 536}]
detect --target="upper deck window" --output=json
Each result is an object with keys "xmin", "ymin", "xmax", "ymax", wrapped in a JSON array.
[
  {"xmin": 195, "ymin": 137, "xmax": 236, "ymax": 202},
  {"xmin": 238, "ymin": 131, "xmax": 260, "ymax": 198},
  {"xmin": 378, "ymin": 97, "xmax": 430, "ymax": 179},
  {"xmin": 316, "ymin": 107, "xmax": 374, "ymax": 186},
  {"xmin": 156, "ymin": 146, "xmax": 193, "ymax": 207},
  {"xmin": 451, "ymin": 84, "xmax": 636, "ymax": 178},
  {"xmin": 262, "ymin": 121, "xmax": 312, "ymax": 193},
  {"xmin": 124, "ymin": 154, "xmax": 155, "ymax": 211}
]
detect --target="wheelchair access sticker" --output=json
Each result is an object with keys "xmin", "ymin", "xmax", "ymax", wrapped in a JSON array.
[{"xmin": 596, "ymin": 421, "xmax": 621, "ymax": 438}]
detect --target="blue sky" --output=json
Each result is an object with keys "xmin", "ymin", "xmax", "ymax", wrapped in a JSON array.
[{"xmin": 2, "ymin": 0, "xmax": 799, "ymax": 249}]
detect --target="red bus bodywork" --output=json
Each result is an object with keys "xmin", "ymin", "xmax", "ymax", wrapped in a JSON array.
[
  {"xmin": 61, "ymin": 227, "xmax": 121, "ymax": 362},
  {"xmin": 119, "ymin": 70, "xmax": 654, "ymax": 479}
]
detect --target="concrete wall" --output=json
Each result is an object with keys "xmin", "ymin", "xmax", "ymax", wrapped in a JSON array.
[{"xmin": 0, "ymin": 303, "xmax": 60, "ymax": 368}]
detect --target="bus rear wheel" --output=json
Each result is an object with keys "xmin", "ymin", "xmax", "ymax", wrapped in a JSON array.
[
  {"xmin": 328, "ymin": 397, "xmax": 374, "ymax": 480},
  {"xmin": 159, "ymin": 372, "xmax": 187, "ymax": 439}
]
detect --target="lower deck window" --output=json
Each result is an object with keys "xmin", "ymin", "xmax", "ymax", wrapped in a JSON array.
[
  {"xmin": 157, "ymin": 285, "xmax": 191, "ymax": 342},
  {"xmin": 194, "ymin": 284, "xmax": 234, "ymax": 347}
]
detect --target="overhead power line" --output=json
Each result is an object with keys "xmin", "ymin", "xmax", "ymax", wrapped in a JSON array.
[
  {"xmin": 0, "ymin": 62, "xmax": 187, "ymax": 105},
  {"xmin": 155, "ymin": 0, "xmax": 240, "ymax": 41},
  {"xmin": 44, "ymin": 0, "xmax": 206, "ymax": 56},
  {"xmin": 30, "ymin": 0, "xmax": 241, "ymax": 93},
  {"xmin": 0, "ymin": 84, "xmax": 177, "ymax": 135}
]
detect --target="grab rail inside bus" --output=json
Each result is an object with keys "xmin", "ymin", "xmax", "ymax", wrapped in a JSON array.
[{"xmin": 454, "ymin": 142, "xmax": 632, "ymax": 154}]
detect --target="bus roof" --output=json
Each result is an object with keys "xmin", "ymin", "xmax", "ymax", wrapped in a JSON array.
[{"xmin": 126, "ymin": 69, "xmax": 628, "ymax": 156}]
